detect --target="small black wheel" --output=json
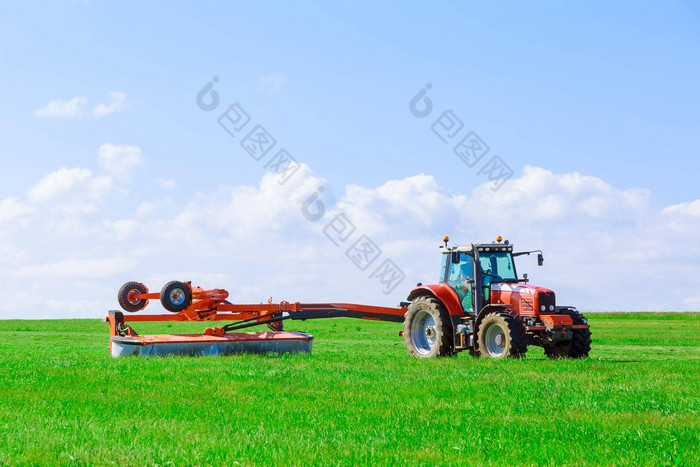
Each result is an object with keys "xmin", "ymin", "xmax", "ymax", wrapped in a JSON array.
[
  {"xmin": 160, "ymin": 281, "xmax": 192, "ymax": 313},
  {"xmin": 476, "ymin": 310, "xmax": 528, "ymax": 359},
  {"xmin": 544, "ymin": 308, "xmax": 591, "ymax": 359},
  {"xmin": 118, "ymin": 281, "xmax": 148, "ymax": 313},
  {"xmin": 403, "ymin": 296, "xmax": 454, "ymax": 358}
]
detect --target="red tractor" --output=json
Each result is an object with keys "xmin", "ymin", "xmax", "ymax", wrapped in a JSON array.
[{"xmin": 402, "ymin": 236, "xmax": 591, "ymax": 359}]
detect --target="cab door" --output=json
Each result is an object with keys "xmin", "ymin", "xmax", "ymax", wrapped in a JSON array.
[{"xmin": 445, "ymin": 253, "xmax": 475, "ymax": 313}]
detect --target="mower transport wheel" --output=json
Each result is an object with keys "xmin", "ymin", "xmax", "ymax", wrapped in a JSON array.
[
  {"xmin": 118, "ymin": 281, "xmax": 148, "ymax": 313},
  {"xmin": 404, "ymin": 296, "xmax": 453, "ymax": 358},
  {"xmin": 544, "ymin": 308, "xmax": 591, "ymax": 359},
  {"xmin": 160, "ymin": 281, "xmax": 192, "ymax": 313},
  {"xmin": 477, "ymin": 310, "xmax": 528, "ymax": 359}
]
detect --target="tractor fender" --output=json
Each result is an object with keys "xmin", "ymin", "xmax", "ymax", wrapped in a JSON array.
[{"xmin": 406, "ymin": 284, "xmax": 464, "ymax": 317}]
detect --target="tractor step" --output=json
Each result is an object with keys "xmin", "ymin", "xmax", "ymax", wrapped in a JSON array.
[{"xmin": 110, "ymin": 331, "xmax": 314, "ymax": 357}]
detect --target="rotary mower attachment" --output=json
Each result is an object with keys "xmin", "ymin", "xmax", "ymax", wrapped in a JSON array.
[{"xmin": 106, "ymin": 280, "xmax": 407, "ymax": 357}]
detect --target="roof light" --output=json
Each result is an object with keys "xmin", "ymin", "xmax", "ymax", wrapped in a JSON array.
[
  {"xmin": 442, "ymin": 236, "xmax": 449, "ymax": 247},
  {"xmin": 496, "ymin": 235, "xmax": 502, "ymax": 242}
]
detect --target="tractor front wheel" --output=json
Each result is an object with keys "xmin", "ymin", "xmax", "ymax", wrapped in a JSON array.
[
  {"xmin": 544, "ymin": 308, "xmax": 591, "ymax": 359},
  {"xmin": 476, "ymin": 310, "xmax": 528, "ymax": 359},
  {"xmin": 403, "ymin": 296, "xmax": 453, "ymax": 358}
]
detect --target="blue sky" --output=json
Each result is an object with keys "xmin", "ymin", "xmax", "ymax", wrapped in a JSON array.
[{"xmin": 1, "ymin": 1, "xmax": 699, "ymax": 317}]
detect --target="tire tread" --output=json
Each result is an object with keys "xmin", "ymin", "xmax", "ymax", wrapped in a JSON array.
[
  {"xmin": 544, "ymin": 308, "xmax": 591, "ymax": 359},
  {"xmin": 117, "ymin": 281, "xmax": 148, "ymax": 313},
  {"xmin": 160, "ymin": 281, "xmax": 193, "ymax": 313},
  {"xmin": 403, "ymin": 296, "xmax": 453, "ymax": 358},
  {"xmin": 476, "ymin": 310, "xmax": 528, "ymax": 358}
]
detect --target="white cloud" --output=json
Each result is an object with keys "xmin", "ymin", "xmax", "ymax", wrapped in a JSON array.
[
  {"xmin": 0, "ymin": 197, "xmax": 34, "ymax": 225},
  {"xmin": 464, "ymin": 166, "xmax": 652, "ymax": 224},
  {"xmin": 2, "ymin": 155, "xmax": 700, "ymax": 319},
  {"xmin": 92, "ymin": 91, "xmax": 127, "ymax": 118},
  {"xmin": 155, "ymin": 177, "xmax": 176, "ymax": 190},
  {"xmin": 664, "ymin": 199, "xmax": 700, "ymax": 216},
  {"xmin": 26, "ymin": 167, "xmax": 113, "ymax": 214},
  {"xmin": 97, "ymin": 143, "xmax": 143, "ymax": 180},
  {"xmin": 256, "ymin": 74, "xmax": 286, "ymax": 97},
  {"xmin": 334, "ymin": 174, "xmax": 464, "ymax": 236},
  {"xmin": 16, "ymin": 257, "xmax": 135, "ymax": 279},
  {"xmin": 27, "ymin": 167, "xmax": 93, "ymax": 202},
  {"xmin": 34, "ymin": 92, "xmax": 127, "ymax": 119},
  {"xmin": 34, "ymin": 96, "xmax": 87, "ymax": 118}
]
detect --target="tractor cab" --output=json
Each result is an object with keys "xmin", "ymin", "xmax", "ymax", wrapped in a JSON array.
[{"xmin": 439, "ymin": 236, "xmax": 537, "ymax": 315}]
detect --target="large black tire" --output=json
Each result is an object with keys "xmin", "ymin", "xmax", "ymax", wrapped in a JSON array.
[
  {"xmin": 476, "ymin": 310, "xmax": 528, "ymax": 359},
  {"xmin": 544, "ymin": 308, "xmax": 591, "ymax": 359},
  {"xmin": 117, "ymin": 281, "xmax": 148, "ymax": 313},
  {"xmin": 160, "ymin": 281, "xmax": 192, "ymax": 313},
  {"xmin": 403, "ymin": 296, "xmax": 454, "ymax": 358}
]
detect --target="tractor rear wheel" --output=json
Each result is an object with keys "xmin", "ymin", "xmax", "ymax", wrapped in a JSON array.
[
  {"xmin": 160, "ymin": 281, "xmax": 192, "ymax": 313},
  {"xmin": 403, "ymin": 296, "xmax": 453, "ymax": 358},
  {"xmin": 118, "ymin": 281, "xmax": 148, "ymax": 313},
  {"xmin": 476, "ymin": 310, "xmax": 528, "ymax": 359},
  {"xmin": 544, "ymin": 308, "xmax": 591, "ymax": 359}
]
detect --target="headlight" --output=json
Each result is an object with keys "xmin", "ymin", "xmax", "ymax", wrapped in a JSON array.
[
  {"xmin": 540, "ymin": 305, "xmax": 546, "ymax": 311},
  {"xmin": 549, "ymin": 305, "xmax": 555, "ymax": 311}
]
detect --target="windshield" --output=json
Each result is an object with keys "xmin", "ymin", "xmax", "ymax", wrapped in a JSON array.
[{"xmin": 478, "ymin": 252, "xmax": 517, "ymax": 281}]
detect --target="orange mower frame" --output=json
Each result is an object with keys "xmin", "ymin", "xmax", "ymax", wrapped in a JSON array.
[{"xmin": 106, "ymin": 280, "xmax": 407, "ymax": 354}]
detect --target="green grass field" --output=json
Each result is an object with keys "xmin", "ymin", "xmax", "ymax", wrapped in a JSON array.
[{"xmin": 1, "ymin": 313, "xmax": 698, "ymax": 466}]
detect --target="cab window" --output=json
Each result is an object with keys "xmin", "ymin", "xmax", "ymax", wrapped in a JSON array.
[
  {"xmin": 447, "ymin": 253, "xmax": 474, "ymax": 312},
  {"xmin": 448, "ymin": 255, "xmax": 473, "ymax": 285}
]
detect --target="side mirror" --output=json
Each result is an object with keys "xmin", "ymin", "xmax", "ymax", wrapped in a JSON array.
[
  {"xmin": 451, "ymin": 251, "xmax": 460, "ymax": 264},
  {"xmin": 537, "ymin": 253, "xmax": 544, "ymax": 266}
]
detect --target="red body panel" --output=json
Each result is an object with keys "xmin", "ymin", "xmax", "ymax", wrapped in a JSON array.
[
  {"xmin": 490, "ymin": 283, "xmax": 555, "ymax": 316},
  {"xmin": 408, "ymin": 283, "xmax": 464, "ymax": 316}
]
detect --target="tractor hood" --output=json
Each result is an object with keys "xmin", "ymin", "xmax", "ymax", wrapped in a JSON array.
[{"xmin": 490, "ymin": 283, "xmax": 556, "ymax": 316}]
